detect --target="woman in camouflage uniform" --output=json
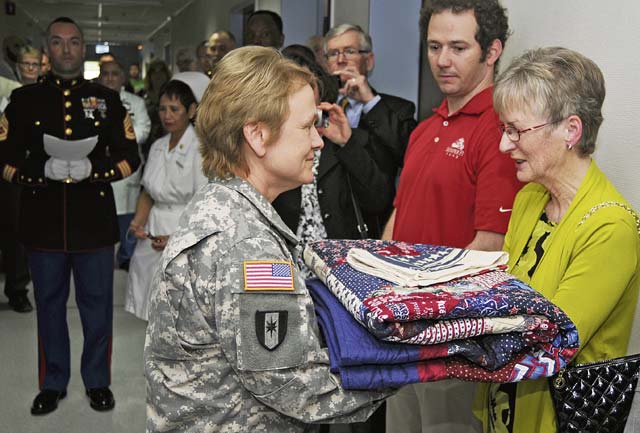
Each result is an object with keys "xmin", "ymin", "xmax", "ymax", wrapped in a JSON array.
[{"xmin": 144, "ymin": 46, "xmax": 392, "ymax": 433}]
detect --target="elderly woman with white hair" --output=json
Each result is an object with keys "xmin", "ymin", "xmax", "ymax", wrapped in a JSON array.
[{"xmin": 473, "ymin": 47, "xmax": 640, "ymax": 433}]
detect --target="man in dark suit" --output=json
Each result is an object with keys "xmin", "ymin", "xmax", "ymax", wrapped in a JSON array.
[
  {"xmin": 324, "ymin": 24, "xmax": 417, "ymax": 235},
  {"xmin": 0, "ymin": 17, "xmax": 140, "ymax": 415}
]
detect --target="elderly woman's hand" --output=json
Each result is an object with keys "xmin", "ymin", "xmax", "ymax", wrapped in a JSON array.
[{"xmin": 317, "ymin": 101, "xmax": 352, "ymax": 147}]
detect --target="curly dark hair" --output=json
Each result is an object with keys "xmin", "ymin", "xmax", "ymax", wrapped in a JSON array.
[{"xmin": 420, "ymin": 0, "xmax": 510, "ymax": 63}]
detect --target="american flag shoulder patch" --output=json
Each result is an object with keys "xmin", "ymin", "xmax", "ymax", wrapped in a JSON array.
[{"xmin": 243, "ymin": 260, "xmax": 294, "ymax": 291}]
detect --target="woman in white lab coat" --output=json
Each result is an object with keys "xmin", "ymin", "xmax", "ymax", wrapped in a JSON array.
[{"xmin": 125, "ymin": 79, "xmax": 208, "ymax": 320}]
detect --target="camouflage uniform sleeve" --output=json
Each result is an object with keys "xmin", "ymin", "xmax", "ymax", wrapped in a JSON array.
[
  {"xmin": 215, "ymin": 236, "xmax": 392, "ymax": 424},
  {"xmin": 89, "ymin": 91, "xmax": 140, "ymax": 183}
]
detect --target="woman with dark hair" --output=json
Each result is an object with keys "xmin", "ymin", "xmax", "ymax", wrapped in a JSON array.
[{"xmin": 125, "ymin": 79, "xmax": 207, "ymax": 320}]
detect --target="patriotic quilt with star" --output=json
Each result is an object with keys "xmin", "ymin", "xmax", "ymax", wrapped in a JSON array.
[{"xmin": 303, "ymin": 239, "xmax": 579, "ymax": 389}]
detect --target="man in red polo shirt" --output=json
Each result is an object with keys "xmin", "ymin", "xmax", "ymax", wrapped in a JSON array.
[{"xmin": 382, "ymin": 0, "xmax": 521, "ymax": 432}]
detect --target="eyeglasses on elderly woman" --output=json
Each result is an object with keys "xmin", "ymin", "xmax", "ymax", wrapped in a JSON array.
[{"xmin": 498, "ymin": 119, "xmax": 565, "ymax": 143}]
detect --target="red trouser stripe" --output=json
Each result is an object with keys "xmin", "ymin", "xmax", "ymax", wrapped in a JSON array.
[{"xmin": 38, "ymin": 336, "xmax": 46, "ymax": 389}]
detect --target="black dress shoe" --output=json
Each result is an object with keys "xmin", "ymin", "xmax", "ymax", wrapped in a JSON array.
[
  {"xmin": 8, "ymin": 294, "xmax": 33, "ymax": 313},
  {"xmin": 86, "ymin": 387, "xmax": 115, "ymax": 411},
  {"xmin": 31, "ymin": 389, "xmax": 66, "ymax": 415}
]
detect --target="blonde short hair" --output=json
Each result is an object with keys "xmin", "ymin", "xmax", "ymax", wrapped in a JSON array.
[
  {"xmin": 18, "ymin": 45, "xmax": 42, "ymax": 62},
  {"xmin": 494, "ymin": 47, "xmax": 605, "ymax": 156},
  {"xmin": 196, "ymin": 46, "xmax": 316, "ymax": 179}
]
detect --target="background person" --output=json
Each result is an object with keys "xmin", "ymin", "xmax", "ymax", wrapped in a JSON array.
[
  {"xmin": 0, "ymin": 35, "xmax": 25, "ymax": 81},
  {"xmin": 195, "ymin": 40, "xmax": 212, "ymax": 76},
  {"xmin": 244, "ymin": 10, "xmax": 285, "ymax": 48},
  {"xmin": 0, "ymin": 47, "xmax": 37, "ymax": 314},
  {"xmin": 143, "ymin": 59, "xmax": 171, "ymax": 158},
  {"xmin": 175, "ymin": 47, "xmax": 197, "ymax": 72},
  {"xmin": 324, "ymin": 23, "xmax": 417, "ymax": 237},
  {"xmin": 145, "ymin": 46, "xmax": 391, "ymax": 432},
  {"xmin": 125, "ymin": 79, "xmax": 206, "ymax": 320},
  {"xmin": 274, "ymin": 45, "xmax": 393, "ymax": 281},
  {"xmin": 207, "ymin": 30, "xmax": 236, "ymax": 67},
  {"xmin": 16, "ymin": 45, "xmax": 42, "ymax": 85},
  {"xmin": 127, "ymin": 62, "xmax": 144, "ymax": 96},
  {"xmin": 99, "ymin": 60, "xmax": 151, "ymax": 270},
  {"xmin": 474, "ymin": 46, "xmax": 640, "ymax": 433},
  {"xmin": 39, "ymin": 52, "xmax": 51, "ymax": 76}
]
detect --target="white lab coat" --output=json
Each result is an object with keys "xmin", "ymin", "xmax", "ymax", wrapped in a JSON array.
[
  {"xmin": 125, "ymin": 124, "xmax": 207, "ymax": 320},
  {"xmin": 111, "ymin": 88, "xmax": 151, "ymax": 215}
]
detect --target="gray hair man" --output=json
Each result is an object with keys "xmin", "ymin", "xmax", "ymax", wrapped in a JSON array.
[{"xmin": 323, "ymin": 23, "xmax": 417, "ymax": 237}]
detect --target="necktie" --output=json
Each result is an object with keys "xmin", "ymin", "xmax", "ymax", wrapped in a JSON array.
[{"xmin": 340, "ymin": 97, "xmax": 350, "ymax": 113}]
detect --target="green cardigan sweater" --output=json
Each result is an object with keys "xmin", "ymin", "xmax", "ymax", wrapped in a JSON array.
[{"xmin": 475, "ymin": 160, "xmax": 640, "ymax": 433}]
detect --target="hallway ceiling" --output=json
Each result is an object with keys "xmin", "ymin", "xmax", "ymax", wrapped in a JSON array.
[{"xmin": 18, "ymin": 0, "xmax": 191, "ymax": 45}]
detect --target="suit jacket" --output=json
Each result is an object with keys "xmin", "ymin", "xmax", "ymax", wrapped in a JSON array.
[
  {"xmin": 0, "ymin": 73, "xmax": 141, "ymax": 251},
  {"xmin": 273, "ymin": 137, "xmax": 394, "ymax": 240},
  {"xmin": 349, "ymin": 92, "xmax": 417, "ymax": 178}
]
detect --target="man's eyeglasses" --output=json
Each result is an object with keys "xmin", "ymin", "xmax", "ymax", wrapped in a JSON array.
[
  {"xmin": 325, "ymin": 48, "xmax": 370, "ymax": 62},
  {"xmin": 19, "ymin": 61, "xmax": 41, "ymax": 69},
  {"xmin": 499, "ymin": 122, "xmax": 554, "ymax": 143}
]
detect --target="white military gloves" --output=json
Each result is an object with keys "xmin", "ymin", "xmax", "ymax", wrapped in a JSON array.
[
  {"xmin": 69, "ymin": 158, "xmax": 92, "ymax": 181},
  {"xmin": 44, "ymin": 157, "xmax": 92, "ymax": 182}
]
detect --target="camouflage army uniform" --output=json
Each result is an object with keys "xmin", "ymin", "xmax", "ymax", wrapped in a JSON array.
[{"xmin": 144, "ymin": 176, "xmax": 390, "ymax": 433}]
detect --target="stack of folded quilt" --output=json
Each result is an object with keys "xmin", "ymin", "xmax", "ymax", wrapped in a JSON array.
[{"xmin": 303, "ymin": 239, "xmax": 579, "ymax": 390}]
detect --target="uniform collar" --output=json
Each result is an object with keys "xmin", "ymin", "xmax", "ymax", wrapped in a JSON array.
[
  {"xmin": 172, "ymin": 125, "xmax": 197, "ymax": 156},
  {"xmin": 46, "ymin": 72, "xmax": 84, "ymax": 89},
  {"xmin": 218, "ymin": 176, "xmax": 299, "ymax": 246},
  {"xmin": 433, "ymin": 86, "xmax": 494, "ymax": 118}
]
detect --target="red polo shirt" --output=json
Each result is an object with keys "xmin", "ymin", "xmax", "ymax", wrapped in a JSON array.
[{"xmin": 393, "ymin": 86, "xmax": 522, "ymax": 247}]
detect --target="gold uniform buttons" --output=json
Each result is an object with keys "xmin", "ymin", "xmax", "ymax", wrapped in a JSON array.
[
  {"xmin": 34, "ymin": 121, "xmax": 40, "ymax": 126},
  {"xmin": 94, "ymin": 173, "xmax": 99, "ymax": 178},
  {"xmin": 38, "ymin": 178, "xmax": 43, "ymax": 183},
  {"xmin": 104, "ymin": 172, "xmax": 110, "ymax": 177},
  {"xmin": 65, "ymin": 101, "xmax": 72, "ymax": 108},
  {"xmin": 71, "ymin": 80, "xmax": 77, "ymax": 86},
  {"xmin": 27, "ymin": 178, "xmax": 32, "ymax": 182},
  {"xmin": 65, "ymin": 114, "xmax": 72, "ymax": 121},
  {"xmin": 94, "ymin": 121, "xmax": 100, "ymax": 127},
  {"xmin": 110, "ymin": 169, "xmax": 115, "ymax": 175},
  {"xmin": 99, "ymin": 191, "xmax": 105, "ymax": 197},
  {"xmin": 65, "ymin": 128, "xmax": 73, "ymax": 136},
  {"xmin": 63, "ymin": 89, "xmax": 71, "ymax": 96}
]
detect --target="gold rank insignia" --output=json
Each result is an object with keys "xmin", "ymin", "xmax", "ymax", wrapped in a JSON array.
[
  {"xmin": 0, "ymin": 113, "xmax": 8, "ymax": 141},
  {"xmin": 123, "ymin": 114, "xmax": 136, "ymax": 140},
  {"xmin": 116, "ymin": 160, "xmax": 132, "ymax": 178},
  {"xmin": 2, "ymin": 164, "xmax": 16, "ymax": 182},
  {"xmin": 243, "ymin": 260, "xmax": 294, "ymax": 291}
]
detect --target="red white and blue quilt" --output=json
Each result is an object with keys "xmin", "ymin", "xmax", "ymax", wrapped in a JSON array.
[{"xmin": 304, "ymin": 239, "xmax": 579, "ymax": 389}]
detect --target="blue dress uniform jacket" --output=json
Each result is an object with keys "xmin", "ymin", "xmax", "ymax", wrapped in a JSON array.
[{"xmin": 0, "ymin": 73, "xmax": 140, "ymax": 251}]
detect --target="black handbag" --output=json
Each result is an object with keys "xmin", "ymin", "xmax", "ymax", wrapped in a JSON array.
[{"xmin": 549, "ymin": 352, "xmax": 640, "ymax": 433}]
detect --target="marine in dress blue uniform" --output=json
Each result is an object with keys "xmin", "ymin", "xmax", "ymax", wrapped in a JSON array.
[{"xmin": 0, "ymin": 16, "xmax": 140, "ymax": 415}]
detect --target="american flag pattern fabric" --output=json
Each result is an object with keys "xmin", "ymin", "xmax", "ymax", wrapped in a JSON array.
[
  {"xmin": 303, "ymin": 239, "xmax": 579, "ymax": 389},
  {"xmin": 243, "ymin": 260, "xmax": 294, "ymax": 291}
]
